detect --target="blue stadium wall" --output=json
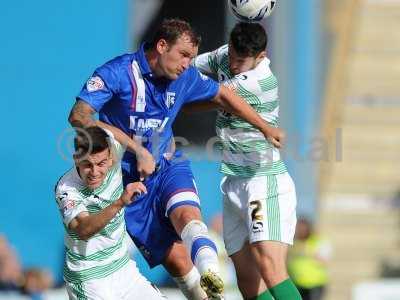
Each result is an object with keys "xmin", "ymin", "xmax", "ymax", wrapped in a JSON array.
[{"xmin": 0, "ymin": 0, "xmax": 130, "ymax": 283}]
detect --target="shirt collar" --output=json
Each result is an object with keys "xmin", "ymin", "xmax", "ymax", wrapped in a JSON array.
[{"xmin": 136, "ymin": 43, "xmax": 153, "ymax": 77}]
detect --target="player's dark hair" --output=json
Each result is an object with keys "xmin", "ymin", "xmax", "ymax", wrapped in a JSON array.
[
  {"xmin": 150, "ymin": 19, "xmax": 201, "ymax": 48},
  {"xmin": 230, "ymin": 22, "xmax": 267, "ymax": 57},
  {"xmin": 74, "ymin": 126, "xmax": 110, "ymax": 159}
]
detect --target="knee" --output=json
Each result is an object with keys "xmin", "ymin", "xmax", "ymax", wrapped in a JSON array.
[
  {"xmin": 164, "ymin": 255, "xmax": 192, "ymax": 276},
  {"xmin": 163, "ymin": 244, "xmax": 193, "ymax": 277},
  {"xmin": 169, "ymin": 206, "xmax": 202, "ymax": 234},
  {"xmin": 251, "ymin": 245, "xmax": 288, "ymax": 280}
]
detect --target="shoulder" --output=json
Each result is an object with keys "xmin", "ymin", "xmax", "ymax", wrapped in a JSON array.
[
  {"xmin": 97, "ymin": 53, "xmax": 134, "ymax": 74},
  {"xmin": 215, "ymin": 44, "xmax": 229, "ymax": 58},
  {"xmin": 233, "ymin": 58, "xmax": 274, "ymax": 88},
  {"xmin": 105, "ymin": 53, "xmax": 133, "ymax": 66},
  {"xmin": 216, "ymin": 45, "xmax": 229, "ymax": 64},
  {"xmin": 184, "ymin": 66, "xmax": 214, "ymax": 82},
  {"xmin": 55, "ymin": 169, "xmax": 81, "ymax": 196},
  {"xmin": 243, "ymin": 58, "xmax": 273, "ymax": 80}
]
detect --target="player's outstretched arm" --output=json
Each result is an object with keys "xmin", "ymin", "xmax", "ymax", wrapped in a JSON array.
[
  {"xmin": 68, "ymin": 182, "xmax": 147, "ymax": 240},
  {"xmin": 69, "ymin": 100, "xmax": 141, "ymax": 152},
  {"xmin": 69, "ymin": 100, "xmax": 155, "ymax": 179},
  {"xmin": 212, "ymin": 85, "xmax": 285, "ymax": 148},
  {"xmin": 95, "ymin": 120, "xmax": 155, "ymax": 180}
]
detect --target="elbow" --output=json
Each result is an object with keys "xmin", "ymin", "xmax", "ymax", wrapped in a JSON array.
[
  {"xmin": 68, "ymin": 111, "xmax": 81, "ymax": 128},
  {"xmin": 68, "ymin": 111, "xmax": 91, "ymax": 129},
  {"xmin": 77, "ymin": 232, "xmax": 91, "ymax": 241},
  {"xmin": 214, "ymin": 85, "xmax": 230, "ymax": 107},
  {"xmin": 75, "ymin": 228, "xmax": 93, "ymax": 241}
]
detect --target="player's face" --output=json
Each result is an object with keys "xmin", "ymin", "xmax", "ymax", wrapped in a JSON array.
[
  {"xmin": 75, "ymin": 149, "xmax": 113, "ymax": 190},
  {"xmin": 228, "ymin": 44, "xmax": 265, "ymax": 75},
  {"xmin": 157, "ymin": 34, "xmax": 198, "ymax": 80}
]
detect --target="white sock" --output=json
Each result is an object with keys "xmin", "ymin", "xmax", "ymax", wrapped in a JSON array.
[
  {"xmin": 181, "ymin": 220, "xmax": 220, "ymax": 275},
  {"xmin": 173, "ymin": 267, "xmax": 208, "ymax": 300}
]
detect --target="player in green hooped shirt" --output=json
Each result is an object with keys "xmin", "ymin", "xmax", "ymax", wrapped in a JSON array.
[
  {"xmin": 55, "ymin": 126, "xmax": 165, "ymax": 300},
  {"xmin": 187, "ymin": 22, "xmax": 302, "ymax": 300}
]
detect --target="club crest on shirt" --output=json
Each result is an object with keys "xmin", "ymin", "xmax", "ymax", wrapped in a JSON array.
[
  {"xmin": 86, "ymin": 76, "xmax": 104, "ymax": 92},
  {"xmin": 165, "ymin": 92, "xmax": 176, "ymax": 108},
  {"xmin": 199, "ymin": 72, "xmax": 209, "ymax": 81}
]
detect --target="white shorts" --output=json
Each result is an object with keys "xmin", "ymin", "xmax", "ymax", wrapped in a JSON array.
[
  {"xmin": 65, "ymin": 260, "xmax": 165, "ymax": 300},
  {"xmin": 222, "ymin": 172, "xmax": 297, "ymax": 256}
]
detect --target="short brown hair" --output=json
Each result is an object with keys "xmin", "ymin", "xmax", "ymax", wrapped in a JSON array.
[
  {"xmin": 74, "ymin": 127, "xmax": 110, "ymax": 159},
  {"xmin": 150, "ymin": 19, "xmax": 201, "ymax": 48},
  {"xmin": 230, "ymin": 22, "xmax": 267, "ymax": 57}
]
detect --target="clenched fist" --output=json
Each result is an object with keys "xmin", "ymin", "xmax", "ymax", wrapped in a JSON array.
[{"xmin": 120, "ymin": 182, "xmax": 147, "ymax": 206}]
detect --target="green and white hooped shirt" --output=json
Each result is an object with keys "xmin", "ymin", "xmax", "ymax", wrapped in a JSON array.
[
  {"xmin": 193, "ymin": 45, "xmax": 287, "ymax": 177},
  {"xmin": 55, "ymin": 132, "xmax": 128, "ymax": 283}
]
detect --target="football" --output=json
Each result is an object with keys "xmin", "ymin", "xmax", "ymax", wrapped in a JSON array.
[{"xmin": 229, "ymin": 0, "xmax": 277, "ymax": 22}]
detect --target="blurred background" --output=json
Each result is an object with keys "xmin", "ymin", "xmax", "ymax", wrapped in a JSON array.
[{"xmin": 1, "ymin": 0, "xmax": 399, "ymax": 299}]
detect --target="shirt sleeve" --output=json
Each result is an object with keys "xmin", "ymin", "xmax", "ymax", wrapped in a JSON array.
[
  {"xmin": 192, "ymin": 51, "xmax": 217, "ymax": 75},
  {"xmin": 193, "ymin": 44, "xmax": 229, "ymax": 75},
  {"xmin": 183, "ymin": 67, "xmax": 220, "ymax": 104},
  {"xmin": 76, "ymin": 60, "xmax": 120, "ymax": 112},
  {"xmin": 55, "ymin": 185, "xmax": 87, "ymax": 227}
]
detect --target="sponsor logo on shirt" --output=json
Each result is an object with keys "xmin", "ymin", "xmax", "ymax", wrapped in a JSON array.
[
  {"xmin": 62, "ymin": 199, "xmax": 75, "ymax": 214},
  {"xmin": 86, "ymin": 76, "xmax": 104, "ymax": 92},
  {"xmin": 129, "ymin": 116, "xmax": 169, "ymax": 132}
]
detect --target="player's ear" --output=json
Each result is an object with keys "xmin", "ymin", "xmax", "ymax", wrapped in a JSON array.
[
  {"xmin": 108, "ymin": 149, "xmax": 116, "ymax": 166},
  {"xmin": 73, "ymin": 154, "xmax": 80, "ymax": 165},
  {"xmin": 156, "ymin": 39, "xmax": 169, "ymax": 54},
  {"xmin": 255, "ymin": 51, "xmax": 266, "ymax": 64}
]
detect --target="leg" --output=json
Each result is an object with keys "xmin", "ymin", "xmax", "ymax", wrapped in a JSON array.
[
  {"xmin": 222, "ymin": 177, "xmax": 272, "ymax": 300},
  {"xmin": 162, "ymin": 241, "xmax": 207, "ymax": 300},
  {"xmin": 159, "ymin": 160, "xmax": 223, "ymax": 298},
  {"xmin": 223, "ymin": 173, "xmax": 301, "ymax": 299},
  {"xmin": 229, "ymin": 242, "xmax": 269, "ymax": 299},
  {"xmin": 246, "ymin": 174, "xmax": 301, "ymax": 299},
  {"xmin": 163, "ymin": 240, "xmax": 194, "ymax": 277},
  {"xmin": 250, "ymin": 240, "xmax": 301, "ymax": 299},
  {"xmin": 162, "ymin": 159, "xmax": 218, "ymax": 269},
  {"xmin": 123, "ymin": 163, "xmax": 210, "ymax": 299},
  {"xmin": 250, "ymin": 241, "xmax": 289, "ymax": 287},
  {"xmin": 170, "ymin": 206, "xmax": 219, "ymax": 275},
  {"xmin": 169, "ymin": 205, "xmax": 223, "ymax": 298}
]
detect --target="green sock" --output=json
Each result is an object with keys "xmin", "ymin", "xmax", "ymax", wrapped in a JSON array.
[
  {"xmin": 269, "ymin": 278, "xmax": 302, "ymax": 300},
  {"xmin": 248, "ymin": 289, "xmax": 274, "ymax": 300}
]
